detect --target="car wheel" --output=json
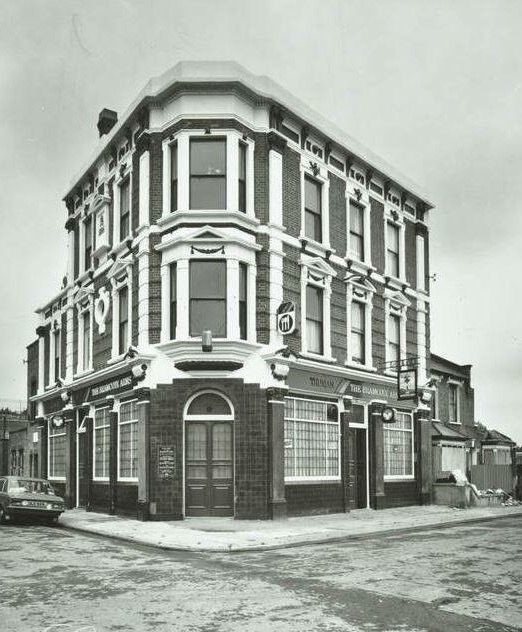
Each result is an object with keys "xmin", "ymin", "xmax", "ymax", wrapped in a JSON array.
[
  {"xmin": 0, "ymin": 505, "xmax": 8, "ymax": 525},
  {"xmin": 47, "ymin": 516, "xmax": 59, "ymax": 527}
]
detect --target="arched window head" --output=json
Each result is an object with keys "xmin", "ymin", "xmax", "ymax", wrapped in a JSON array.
[{"xmin": 186, "ymin": 392, "xmax": 232, "ymax": 416}]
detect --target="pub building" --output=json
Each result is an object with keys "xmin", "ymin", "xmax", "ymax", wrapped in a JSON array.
[{"xmin": 27, "ymin": 62, "xmax": 434, "ymax": 520}]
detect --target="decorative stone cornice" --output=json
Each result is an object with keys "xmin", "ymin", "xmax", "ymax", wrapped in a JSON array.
[{"xmin": 36, "ymin": 325, "xmax": 48, "ymax": 337}]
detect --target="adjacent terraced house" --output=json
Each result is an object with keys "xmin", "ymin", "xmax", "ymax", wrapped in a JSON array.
[{"xmin": 27, "ymin": 61, "xmax": 434, "ymax": 520}]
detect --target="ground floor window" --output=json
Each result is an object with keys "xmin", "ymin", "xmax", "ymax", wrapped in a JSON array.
[
  {"xmin": 284, "ymin": 397, "xmax": 339, "ymax": 481},
  {"xmin": 94, "ymin": 407, "xmax": 110, "ymax": 480},
  {"xmin": 118, "ymin": 400, "xmax": 138, "ymax": 480},
  {"xmin": 383, "ymin": 411, "xmax": 414, "ymax": 478},
  {"xmin": 48, "ymin": 422, "xmax": 66, "ymax": 479}
]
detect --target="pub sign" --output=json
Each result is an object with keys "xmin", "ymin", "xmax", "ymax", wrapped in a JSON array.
[{"xmin": 398, "ymin": 367, "xmax": 417, "ymax": 401}]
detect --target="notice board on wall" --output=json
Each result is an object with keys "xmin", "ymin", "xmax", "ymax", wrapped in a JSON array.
[{"xmin": 157, "ymin": 445, "xmax": 176, "ymax": 480}]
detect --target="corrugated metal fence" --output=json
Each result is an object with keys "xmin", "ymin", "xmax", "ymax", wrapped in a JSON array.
[{"xmin": 470, "ymin": 464, "xmax": 515, "ymax": 491}]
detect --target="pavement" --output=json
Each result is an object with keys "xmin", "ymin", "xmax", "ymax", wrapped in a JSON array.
[{"xmin": 58, "ymin": 503, "xmax": 522, "ymax": 552}]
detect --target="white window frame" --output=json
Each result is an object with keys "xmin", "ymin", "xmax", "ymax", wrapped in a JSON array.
[
  {"xmin": 299, "ymin": 159, "xmax": 331, "ymax": 254},
  {"xmin": 75, "ymin": 293, "xmax": 94, "ymax": 377},
  {"xmin": 93, "ymin": 406, "xmax": 110, "ymax": 482},
  {"xmin": 384, "ymin": 290, "xmax": 409, "ymax": 375},
  {"xmin": 384, "ymin": 211, "xmax": 406, "ymax": 282},
  {"xmin": 48, "ymin": 319, "xmax": 62, "ymax": 386},
  {"xmin": 161, "ymin": 129, "xmax": 255, "ymax": 219},
  {"xmin": 47, "ymin": 419, "xmax": 66, "ymax": 481},
  {"xmin": 113, "ymin": 166, "xmax": 132, "ymax": 246},
  {"xmin": 117, "ymin": 399, "xmax": 139, "ymax": 482},
  {"xmin": 109, "ymin": 265, "xmax": 133, "ymax": 362},
  {"xmin": 284, "ymin": 396, "xmax": 341, "ymax": 482},
  {"xmin": 416, "ymin": 234, "xmax": 426, "ymax": 292},
  {"xmin": 383, "ymin": 410, "xmax": 414, "ymax": 480},
  {"xmin": 345, "ymin": 278, "xmax": 375, "ymax": 370},
  {"xmin": 448, "ymin": 380, "xmax": 461, "ymax": 424},
  {"xmin": 299, "ymin": 255, "xmax": 335, "ymax": 361},
  {"xmin": 158, "ymin": 225, "xmax": 258, "ymax": 344},
  {"xmin": 346, "ymin": 196, "xmax": 371, "ymax": 266}
]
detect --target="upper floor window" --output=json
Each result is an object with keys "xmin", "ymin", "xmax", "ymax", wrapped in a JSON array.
[
  {"xmin": 350, "ymin": 301, "xmax": 365, "ymax": 365},
  {"xmin": 416, "ymin": 234, "xmax": 426, "ymax": 291},
  {"xmin": 238, "ymin": 142, "xmax": 247, "ymax": 213},
  {"xmin": 118, "ymin": 286, "xmax": 129, "ymax": 355},
  {"xmin": 239, "ymin": 262, "xmax": 247, "ymax": 340},
  {"xmin": 170, "ymin": 143, "xmax": 178, "ymax": 212},
  {"xmin": 304, "ymin": 176, "xmax": 322, "ymax": 243},
  {"xmin": 82, "ymin": 311, "xmax": 91, "ymax": 371},
  {"xmin": 449, "ymin": 384, "xmax": 459, "ymax": 423},
  {"xmin": 84, "ymin": 215, "xmax": 93, "ymax": 270},
  {"xmin": 120, "ymin": 178, "xmax": 130, "ymax": 240},
  {"xmin": 189, "ymin": 260, "xmax": 226, "ymax": 337},
  {"xmin": 170, "ymin": 263, "xmax": 177, "ymax": 339},
  {"xmin": 306, "ymin": 285, "xmax": 323, "ymax": 355},
  {"xmin": 386, "ymin": 222, "xmax": 400, "ymax": 278},
  {"xmin": 349, "ymin": 201, "xmax": 365, "ymax": 261},
  {"xmin": 189, "ymin": 138, "xmax": 226, "ymax": 210},
  {"xmin": 54, "ymin": 328, "xmax": 61, "ymax": 381},
  {"xmin": 387, "ymin": 312, "xmax": 400, "ymax": 366}
]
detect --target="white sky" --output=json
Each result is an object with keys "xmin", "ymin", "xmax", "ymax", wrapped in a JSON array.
[{"xmin": 1, "ymin": 0, "xmax": 521, "ymax": 442}]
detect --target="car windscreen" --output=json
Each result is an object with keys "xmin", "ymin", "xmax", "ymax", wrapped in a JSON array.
[{"xmin": 7, "ymin": 479, "xmax": 56, "ymax": 495}]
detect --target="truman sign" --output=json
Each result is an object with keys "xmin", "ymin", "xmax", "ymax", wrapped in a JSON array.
[{"xmin": 288, "ymin": 368, "xmax": 412, "ymax": 405}]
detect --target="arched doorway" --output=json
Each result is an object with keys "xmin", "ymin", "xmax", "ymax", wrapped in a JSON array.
[{"xmin": 184, "ymin": 391, "xmax": 234, "ymax": 517}]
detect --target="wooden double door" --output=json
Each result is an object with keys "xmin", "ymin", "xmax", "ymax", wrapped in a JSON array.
[{"xmin": 185, "ymin": 420, "xmax": 233, "ymax": 516}]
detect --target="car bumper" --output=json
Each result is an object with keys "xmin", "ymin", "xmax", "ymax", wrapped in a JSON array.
[{"xmin": 7, "ymin": 506, "xmax": 64, "ymax": 519}]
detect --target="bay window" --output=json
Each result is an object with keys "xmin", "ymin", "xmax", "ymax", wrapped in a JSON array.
[
  {"xmin": 118, "ymin": 400, "xmax": 138, "ymax": 480},
  {"xmin": 239, "ymin": 262, "xmax": 247, "ymax": 340},
  {"xmin": 120, "ymin": 178, "xmax": 130, "ymax": 239},
  {"xmin": 383, "ymin": 411, "xmax": 414, "ymax": 478},
  {"xmin": 170, "ymin": 263, "xmax": 177, "ymax": 339},
  {"xmin": 48, "ymin": 421, "xmax": 66, "ymax": 479},
  {"xmin": 170, "ymin": 142, "xmax": 178, "ymax": 212},
  {"xmin": 284, "ymin": 397, "xmax": 340, "ymax": 480},
  {"xmin": 350, "ymin": 301, "xmax": 365, "ymax": 365},
  {"xmin": 189, "ymin": 260, "xmax": 226, "ymax": 337},
  {"xmin": 189, "ymin": 138, "xmax": 226, "ymax": 209},
  {"xmin": 349, "ymin": 201, "xmax": 364, "ymax": 261},
  {"xmin": 94, "ymin": 407, "xmax": 110, "ymax": 480},
  {"xmin": 306, "ymin": 285, "xmax": 323, "ymax": 355},
  {"xmin": 304, "ymin": 176, "xmax": 322, "ymax": 243},
  {"xmin": 118, "ymin": 286, "xmax": 129, "ymax": 355},
  {"xmin": 238, "ymin": 142, "xmax": 247, "ymax": 213},
  {"xmin": 386, "ymin": 222, "xmax": 400, "ymax": 278}
]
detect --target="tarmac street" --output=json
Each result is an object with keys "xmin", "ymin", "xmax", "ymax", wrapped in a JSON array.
[{"xmin": 0, "ymin": 516, "xmax": 520, "ymax": 632}]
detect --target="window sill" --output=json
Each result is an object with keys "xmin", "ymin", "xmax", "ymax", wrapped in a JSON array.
[
  {"xmin": 384, "ymin": 476, "xmax": 415, "ymax": 482},
  {"xmin": 285, "ymin": 478, "xmax": 341, "ymax": 485},
  {"xmin": 73, "ymin": 368, "xmax": 94, "ymax": 380},
  {"xmin": 345, "ymin": 258, "xmax": 375, "ymax": 275},
  {"xmin": 299, "ymin": 236, "xmax": 334, "ymax": 258},
  {"xmin": 300, "ymin": 351, "xmax": 336, "ymax": 363},
  {"xmin": 92, "ymin": 478, "xmax": 109, "ymax": 484},
  {"xmin": 48, "ymin": 477, "xmax": 66, "ymax": 482},
  {"xmin": 344, "ymin": 361, "xmax": 377, "ymax": 372},
  {"xmin": 385, "ymin": 275, "xmax": 409, "ymax": 291},
  {"xmin": 117, "ymin": 478, "xmax": 139, "ymax": 484},
  {"xmin": 107, "ymin": 354, "xmax": 127, "ymax": 366}
]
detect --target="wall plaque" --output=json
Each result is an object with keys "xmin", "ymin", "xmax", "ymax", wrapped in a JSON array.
[{"xmin": 157, "ymin": 445, "xmax": 176, "ymax": 480}]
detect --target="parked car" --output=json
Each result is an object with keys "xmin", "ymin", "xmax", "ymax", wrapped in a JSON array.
[{"xmin": 0, "ymin": 476, "xmax": 65, "ymax": 525}]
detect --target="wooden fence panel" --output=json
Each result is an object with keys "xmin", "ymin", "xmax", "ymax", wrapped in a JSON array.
[{"xmin": 470, "ymin": 464, "xmax": 515, "ymax": 491}]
